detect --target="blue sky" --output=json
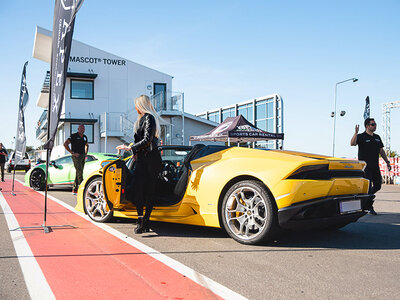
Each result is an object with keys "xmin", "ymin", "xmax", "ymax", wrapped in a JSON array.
[{"xmin": 1, "ymin": 0, "xmax": 399, "ymax": 157}]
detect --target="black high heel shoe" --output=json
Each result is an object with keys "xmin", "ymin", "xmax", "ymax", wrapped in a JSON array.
[{"xmin": 134, "ymin": 216, "xmax": 144, "ymax": 234}]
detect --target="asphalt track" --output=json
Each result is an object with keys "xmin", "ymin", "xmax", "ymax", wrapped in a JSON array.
[
  {"xmin": 0, "ymin": 179, "xmax": 243, "ymax": 300},
  {"xmin": 1, "ymin": 173, "xmax": 400, "ymax": 299}
]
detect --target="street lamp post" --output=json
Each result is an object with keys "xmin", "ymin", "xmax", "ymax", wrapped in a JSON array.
[{"xmin": 332, "ymin": 77, "xmax": 358, "ymax": 157}]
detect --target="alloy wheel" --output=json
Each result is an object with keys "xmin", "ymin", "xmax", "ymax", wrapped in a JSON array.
[
  {"xmin": 84, "ymin": 178, "xmax": 112, "ymax": 222},
  {"xmin": 225, "ymin": 187, "xmax": 267, "ymax": 240}
]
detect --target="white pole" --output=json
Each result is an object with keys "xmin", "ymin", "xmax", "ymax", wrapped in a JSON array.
[
  {"xmin": 182, "ymin": 93, "xmax": 185, "ymax": 145},
  {"xmin": 104, "ymin": 112, "xmax": 107, "ymax": 153}
]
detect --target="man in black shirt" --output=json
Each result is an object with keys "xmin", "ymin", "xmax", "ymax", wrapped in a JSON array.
[
  {"xmin": 64, "ymin": 124, "xmax": 88, "ymax": 194},
  {"xmin": 0, "ymin": 143, "xmax": 8, "ymax": 182},
  {"xmin": 351, "ymin": 118, "xmax": 391, "ymax": 215}
]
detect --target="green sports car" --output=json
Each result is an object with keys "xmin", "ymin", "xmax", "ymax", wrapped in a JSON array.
[{"xmin": 25, "ymin": 152, "xmax": 118, "ymax": 191}]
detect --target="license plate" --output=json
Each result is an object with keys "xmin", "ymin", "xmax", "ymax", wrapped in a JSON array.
[{"xmin": 339, "ymin": 200, "xmax": 361, "ymax": 214}]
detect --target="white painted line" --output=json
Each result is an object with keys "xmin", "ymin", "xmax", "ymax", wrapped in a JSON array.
[
  {"xmin": 20, "ymin": 178, "xmax": 247, "ymax": 300},
  {"xmin": 0, "ymin": 192, "xmax": 55, "ymax": 300}
]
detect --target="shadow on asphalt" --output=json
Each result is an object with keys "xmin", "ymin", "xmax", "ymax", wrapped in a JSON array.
[
  {"xmin": 273, "ymin": 218, "xmax": 400, "ymax": 250},
  {"xmin": 111, "ymin": 213, "xmax": 400, "ymax": 250}
]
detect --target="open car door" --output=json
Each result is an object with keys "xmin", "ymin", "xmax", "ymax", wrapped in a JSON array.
[{"xmin": 102, "ymin": 159, "xmax": 131, "ymax": 210}]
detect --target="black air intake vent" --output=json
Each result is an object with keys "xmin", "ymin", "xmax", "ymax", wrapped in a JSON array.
[{"xmin": 287, "ymin": 164, "xmax": 365, "ymax": 180}]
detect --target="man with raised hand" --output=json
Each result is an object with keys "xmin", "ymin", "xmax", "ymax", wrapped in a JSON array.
[{"xmin": 351, "ymin": 118, "xmax": 391, "ymax": 215}]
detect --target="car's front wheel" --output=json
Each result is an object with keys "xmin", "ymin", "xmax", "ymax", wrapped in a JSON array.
[
  {"xmin": 30, "ymin": 169, "xmax": 46, "ymax": 191},
  {"xmin": 221, "ymin": 180, "xmax": 278, "ymax": 245},
  {"xmin": 84, "ymin": 177, "xmax": 113, "ymax": 222}
]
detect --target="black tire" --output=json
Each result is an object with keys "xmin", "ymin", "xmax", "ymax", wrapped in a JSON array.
[
  {"xmin": 83, "ymin": 177, "xmax": 114, "ymax": 223},
  {"xmin": 30, "ymin": 169, "xmax": 46, "ymax": 191},
  {"xmin": 7, "ymin": 167, "xmax": 11, "ymax": 173},
  {"xmin": 221, "ymin": 180, "xmax": 279, "ymax": 245}
]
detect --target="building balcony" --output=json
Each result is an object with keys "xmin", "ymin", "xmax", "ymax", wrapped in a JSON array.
[{"xmin": 152, "ymin": 91, "xmax": 184, "ymax": 116}]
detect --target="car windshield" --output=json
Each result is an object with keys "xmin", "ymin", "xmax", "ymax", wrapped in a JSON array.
[
  {"xmin": 55, "ymin": 156, "xmax": 73, "ymax": 165},
  {"xmin": 124, "ymin": 148, "xmax": 191, "ymax": 170},
  {"xmin": 161, "ymin": 149, "xmax": 189, "ymax": 166},
  {"xmin": 11, "ymin": 153, "xmax": 29, "ymax": 159}
]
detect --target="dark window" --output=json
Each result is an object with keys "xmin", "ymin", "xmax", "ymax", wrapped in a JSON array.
[
  {"xmin": 85, "ymin": 155, "xmax": 96, "ymax": 162},
  {"xmin": 71, "ymin": 79, "xmax": 94, "ymax": 100},
  {"xmin": 70, "ymin": 124, "xmax": 94, "ymax": 143},
  {"xmin": 154, "ymin": 83, "xmax": 166, "ymax": 109}
]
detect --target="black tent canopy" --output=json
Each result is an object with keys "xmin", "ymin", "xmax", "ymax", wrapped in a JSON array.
[{"xmin": 190, "ymin": 115, "xmax": 284, "ymax": 145}]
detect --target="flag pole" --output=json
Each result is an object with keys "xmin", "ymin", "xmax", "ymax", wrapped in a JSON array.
[
  {"xmin": 42, "ymin": 148, "xmax": 51, "ymax": 232},
  {"xmin": 11, "ymin": 164, "xmax": 16, "ymax": 196}
]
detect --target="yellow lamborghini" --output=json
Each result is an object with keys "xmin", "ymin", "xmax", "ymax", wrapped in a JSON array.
[{"xmin": 75, "ymin": 145, "xmax": 374, "ymax": 245}]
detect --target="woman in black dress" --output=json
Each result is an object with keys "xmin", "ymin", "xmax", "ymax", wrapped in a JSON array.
[{"xmin": 116, "ymin": 95, "xmax": 162, "ymax": 233}]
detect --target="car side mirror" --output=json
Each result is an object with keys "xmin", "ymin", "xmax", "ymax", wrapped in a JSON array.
[{"xmin": 50, "ymin": 160, "xmax": 59, "ymax": 169}]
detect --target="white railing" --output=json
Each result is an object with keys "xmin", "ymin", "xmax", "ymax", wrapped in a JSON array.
[
  {"xmin": 99, "ymin": 112, "xmax": 134, "ymax": 143},
  {"xmin": 151, "ymin": 91, "xmax": 183, "ymax": 112}
]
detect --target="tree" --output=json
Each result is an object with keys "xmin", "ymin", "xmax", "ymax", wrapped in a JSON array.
[
  {"xmin": 387, "ymin": 150, "xmax": 398, "ymax": 158},
  {"xmin": 26, "ymin": 146, "xmax": 34, "ymax": 153}
]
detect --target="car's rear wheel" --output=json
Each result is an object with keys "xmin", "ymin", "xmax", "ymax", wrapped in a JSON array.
[
  {"xmin": 221, "ymin": 180, "xmax": 278, "ymax": 245},
  {"xmin": 30, "ymin": 169, "xmax": 46, "ymax": 191},
  {"xmin": 84, "ymin": 177, "xmax": 113, "ymax": 222}
]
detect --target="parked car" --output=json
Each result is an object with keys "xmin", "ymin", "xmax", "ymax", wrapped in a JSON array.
[
  {"xmin": 6, "ymin": 152, "xmax": 31, "ymax": 173},
  {"xmin": 75, "ymin": 145, "xmax": 374, "ymax": 245},
  {"xmin": 24, "ymin": 152, "xmax": 118, "ymax": 190}
]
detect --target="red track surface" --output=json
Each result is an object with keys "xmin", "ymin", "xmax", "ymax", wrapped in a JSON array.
[{"xmin": 1, "ymin": 180, "xmax": 222, "ymax": 299}]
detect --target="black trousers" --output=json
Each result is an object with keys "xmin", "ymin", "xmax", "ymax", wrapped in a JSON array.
[
  {"xmin": 132, "ymin": 150, "xmax": 162, "ymax": 219},
  {"xmin": 72, "ymin": 154, "xmax": 85, "ymax": 191},
  {"xmin": 365, "ymin": 167, "xmax": 382, "ymax": 194},
  {"xmin": 0, "ymin": 163, "xmax": 4, "ymax": 181}
]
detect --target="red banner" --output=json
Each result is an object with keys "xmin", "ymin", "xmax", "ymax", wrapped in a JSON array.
[{"xmin": 379, "ymin": 157, "xmax": 400, "ymax": 176}]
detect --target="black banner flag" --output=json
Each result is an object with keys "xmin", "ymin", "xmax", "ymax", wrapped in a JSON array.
[
  {"xmin": 14, "ymin": 61, "xmax": 29, "ymax": 166},
  {"xmin": 363, "ymin": 96, "xmax": 370, "ymax": 120},
  {"xmin": 44, "ymin": 0, "xmax": 84, "ymax": 151}
]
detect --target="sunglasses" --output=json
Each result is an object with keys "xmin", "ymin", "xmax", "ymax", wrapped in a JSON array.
[{"xmin": 369, "ymin": 123, "xmax": 377, "ymax": 126}]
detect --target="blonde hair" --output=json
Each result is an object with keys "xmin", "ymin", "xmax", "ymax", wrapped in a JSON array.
[{"xmin": 133, "ymin": 95, "xmax": 161, "ymax": 138}]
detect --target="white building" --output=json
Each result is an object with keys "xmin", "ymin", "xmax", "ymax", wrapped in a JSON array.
[{"xmin": 33, "ymin": 26, "xmax": 216, "ymax": 158}]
